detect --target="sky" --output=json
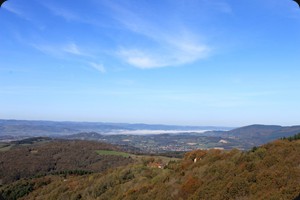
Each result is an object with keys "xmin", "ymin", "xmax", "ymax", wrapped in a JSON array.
[{"xmin": 0, "ymin": 0, "xmax": 300, "ymax": 127}]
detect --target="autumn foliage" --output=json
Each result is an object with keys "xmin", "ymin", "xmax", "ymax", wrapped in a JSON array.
[{"xmin": 1, "ymin": 139, "xmax": 300, "ymax": 200}]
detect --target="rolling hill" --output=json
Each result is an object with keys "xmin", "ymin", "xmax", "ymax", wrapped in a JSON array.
[
  {"xmin": 208, "ymin": 124, "xmax": 300, "ymax": 145},
  {"xmin": 0, "ymin": 119, "xmax": 229, "ymax": 137},
  {"xmin": 0, "ymin": 140, "xmax": 133, "ymax": 185},
  {"xmin": 1, "ymin": 137, "xmax": 299, "ymax": 200}
]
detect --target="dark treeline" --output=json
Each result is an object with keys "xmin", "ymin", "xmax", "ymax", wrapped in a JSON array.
[{"xmin": 281, "ymin": 133, "xmax": 300, "ymax": 141}]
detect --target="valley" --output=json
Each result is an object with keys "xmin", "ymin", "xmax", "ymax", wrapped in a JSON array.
[{"xmin": 1, "ymin": 121, "xmax": 300, "ymax": 199}]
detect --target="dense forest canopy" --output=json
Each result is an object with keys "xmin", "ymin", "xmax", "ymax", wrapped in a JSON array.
[{"xmin": 1, "ymin": 137, "xmax": 299, "ymax": 200}]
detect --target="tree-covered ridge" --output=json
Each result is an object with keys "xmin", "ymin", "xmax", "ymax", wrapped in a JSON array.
[
  {"xmin": 281, "ymin": 133, "xmax": 300, "ymax": 141},
  {"xmin": 1, "ymin": 139, "xmax": 299, "ymax": 200},
  {"xmin": 0, "ymin": 140, "xmax": 133, "ymax": 184}
]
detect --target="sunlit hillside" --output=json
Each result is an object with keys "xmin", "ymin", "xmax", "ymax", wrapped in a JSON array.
[{"xmin": 1, "ymin": 137, "xmax": 299, "ymax": 200}]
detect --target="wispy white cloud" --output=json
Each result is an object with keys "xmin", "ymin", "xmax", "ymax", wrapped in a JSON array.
[
  {"xmin": 30, "ymin": 41, "xmax": 91, "ymax": 58},
  {"xmin": 117, "ymin": 44, "xmax": 210, "ymax": 70},
  {"xmin": 3, "ymin": 3, "xmax": 31, "ymax": 20},
  {"xmin": 62, "ymin": 43, "xmax": 85, "ymax": 55},
  {"xmin": 89, "ymin": 62, "xmax": 106, "ymax": 73},
  {"xmin": 41, "ymin": 2, "xmax": 101, "ymax": 25},
  {"xmin": 118, "ymin": 49, "xmax": 163, "ymax": 69},
  {"xmin": 36, "ymin": 0, "xmax": 215, "ymax": 70},
  {"xmin": 101, "ymin": 1, "xmax": 212, "ymax": 69},
  {"xmin": 30, "ymin": 41, "xmax": 105, "ymax": 73},
  {"xmin": 117, "ymin": 34, "xmax": 210, "ymax": 69},
  {"xmin": 43, "ymin": 3, "xmax": 80, "ymax": 21},
  {"xmin": 31, "ymin": 43, "xmax": 63, "ymax": 57}
]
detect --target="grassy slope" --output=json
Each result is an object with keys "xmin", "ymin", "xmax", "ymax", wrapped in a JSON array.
[{"xmin": 96, "ymin": 150, "xmax": 132, "ymax": 158}]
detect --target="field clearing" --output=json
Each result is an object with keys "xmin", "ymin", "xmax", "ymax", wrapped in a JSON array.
[
  {"xmin": 0, "ymin": 143, "xmax": 13, "ymax": 152},
  {"xmin": 95, "ymin": 150, "xmax": 132, "ymax": 158},
  {"xmin": 95, "ymin": 150, "xmax": 181, "ymax": 166}
]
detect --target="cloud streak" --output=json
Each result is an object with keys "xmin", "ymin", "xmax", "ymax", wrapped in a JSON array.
[
  {"xmin": 116, "ymin": 30, "xmax": 211, "ymax": 69},
  {"xmin": 62, "ymin": 43, "xmax": 93, "ymax": 57},
  {"xmin": 23, "ymin": 0, "xmax": 215, "ymax": 70},
  {"xmin": 30, "ymin": 41, "xmax": 105, "ymax": 73},
  {"xmin": 3, "ymin": 3, "xmax": 31, "ymax": 20},
  {"xmin": 42, "ymin": 3, "xmax": 80, "ymax": 22},
  {"xmin": 30, "ymin": 41, "xmax": 90, "ymax": 58},
  {"xmin": 118, "ymin": 41, "xmax": 210, "ymax": 69},
  {"xmin": 89, "ymin": 62, "xmax": 106, "ymax": 73},
  {"xmin": 102, "ymin": 1, "xmax": 212, "ymax": 69},
  {"xmin": 41, "ymin": 2, "xmax": 101, "ymax": 26}
]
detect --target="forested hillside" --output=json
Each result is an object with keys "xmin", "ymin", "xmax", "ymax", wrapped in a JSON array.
[
  {"xmin": 0, "ymin": 140, "xmax": 133, "ymax": 184},
  {"xmin": 1, "ymin": 138, "xmax": 299, "ymax": 200}
]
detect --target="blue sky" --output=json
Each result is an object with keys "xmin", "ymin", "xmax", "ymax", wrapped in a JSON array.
[{"xmin": 0, "ymin": 0, "xmax": 300, "ymax": 126}]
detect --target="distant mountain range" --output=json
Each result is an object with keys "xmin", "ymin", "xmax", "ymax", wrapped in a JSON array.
[
  {"xmin": 207, "ymin": 124, "xmax": 300, "ymax": 145},
  {"xmin": 0, "ymin": 119, "xmax": 231, "ymax": 137},
  {"xmin": 1, "ymin": 120, "xmax": 300, "ymax": 148},
  {"xmin": 62, "ymin": 124, "xmax": 300, "ymax": 151}
]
